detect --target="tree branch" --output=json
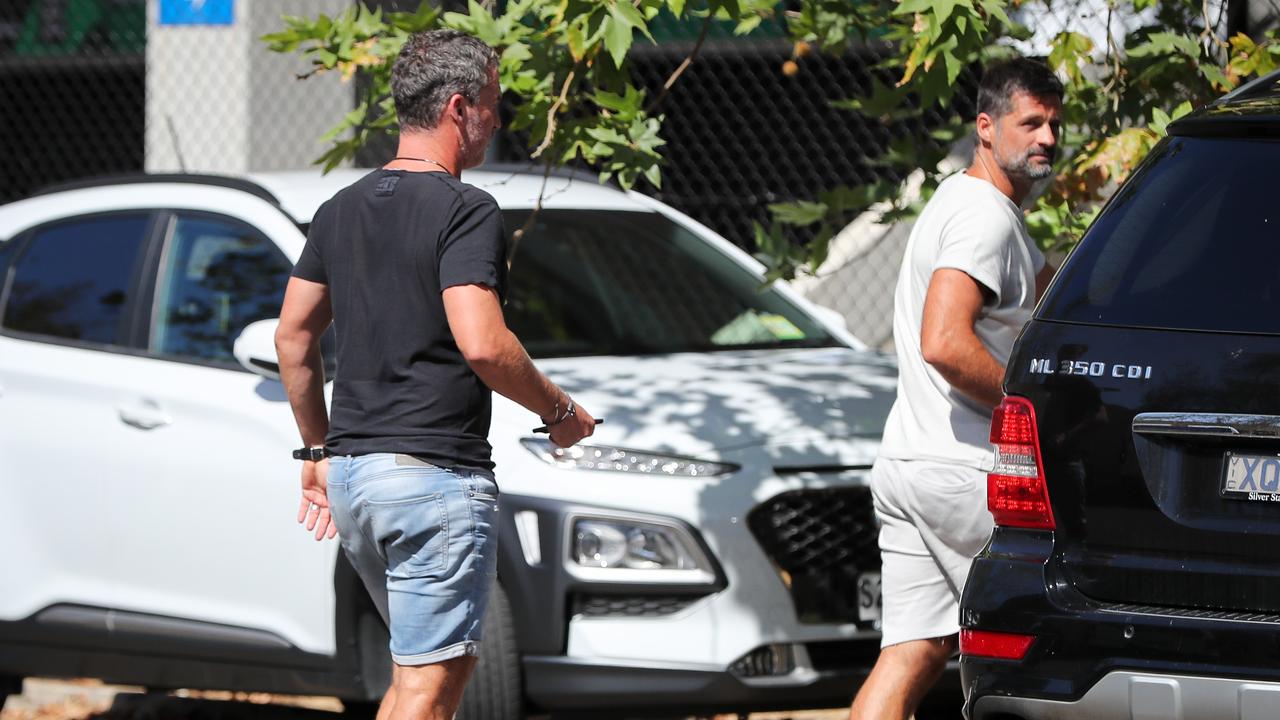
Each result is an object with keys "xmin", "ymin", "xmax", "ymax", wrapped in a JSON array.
[
  {"xmin": 532, "ymin": 66, "xmax": 577, "ymax": 159},
  {"xmin": 644, "ymin": 13, "xmax": 714, "ymax": 114},
  {"xmin": 508, "ymin": 155, "xmax": 556, "ymax": 269}
]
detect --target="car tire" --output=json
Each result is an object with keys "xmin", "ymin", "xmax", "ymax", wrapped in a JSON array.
[{"xmin": 457, "ymin": 582, "xmax": 523, "ymax": 720}]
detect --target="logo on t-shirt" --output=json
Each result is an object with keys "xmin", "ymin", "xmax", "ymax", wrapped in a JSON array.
[{"xmin": 375, "ymin": 175, "xmax": 400, "ymax": 196}]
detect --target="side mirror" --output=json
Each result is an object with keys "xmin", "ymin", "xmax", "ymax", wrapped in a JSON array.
[{"xmin": 233, "ymin": 318, "xmax": 282, "ymax": 381}]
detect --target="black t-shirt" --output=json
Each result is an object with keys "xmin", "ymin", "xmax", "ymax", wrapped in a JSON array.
[{"xmin": 292, "ymin": 169, "xmax": 507, "ymax": 471}]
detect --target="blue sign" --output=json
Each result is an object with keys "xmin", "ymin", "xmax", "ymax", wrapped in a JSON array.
[{"xmin": 160, "ymin": 0, "xmax": 234, "ymax": 26}]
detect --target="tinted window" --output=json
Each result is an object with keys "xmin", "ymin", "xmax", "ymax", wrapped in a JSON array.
[
  {"xmin": 502, "ymin": 210, "xmax": 837, "ymax": 357},
  {"xmin": 152, "ymin": 215, "xmax": 292, "ymax": 364},
  {"xmin": 2, "ymin": 214, "xmax": 149, "ymax": 345},
  {"xmin": 1041, "ymin": 137, "xmax": 1280, "ymax": 333}
]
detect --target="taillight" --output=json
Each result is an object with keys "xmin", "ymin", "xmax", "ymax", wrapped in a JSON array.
[
  {"xmin": 959, "ymin": 628, "xmax": 1035, "ymax": 660},
  {"xmin": 988, "ymin": 396, "xmax": 1055, "ymax": 529}
]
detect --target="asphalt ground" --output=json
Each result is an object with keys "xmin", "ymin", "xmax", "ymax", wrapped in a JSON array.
[{"xmin": 0, "ymin": 679, "xmax": 853, "ymax": 720}]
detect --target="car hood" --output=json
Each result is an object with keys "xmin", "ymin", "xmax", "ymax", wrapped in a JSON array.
[{"xmin": 495, "ymin": 346, "xmax": 897, "ymax": 462}]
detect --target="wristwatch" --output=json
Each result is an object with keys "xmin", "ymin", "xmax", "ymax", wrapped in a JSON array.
[{"xmin": 292, "ymin": 446, "xmax": 329, "ymax": 461}]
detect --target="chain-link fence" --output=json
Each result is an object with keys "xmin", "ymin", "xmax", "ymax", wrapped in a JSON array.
[
  {"xmin": 0, "ymin": 0, "xmax": 146, "ymax": 202},
  {"xmin": 0, "ymin": 0, "xmax": 1253, "ymax": 349}
]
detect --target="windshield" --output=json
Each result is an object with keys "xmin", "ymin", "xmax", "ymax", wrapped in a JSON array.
[
  {"xmin": 501, "ymin": 209, "xmax": 838, "ymax": 357},
  {"xmin": 1040, "ymin": 136, "xmax": 1280, "ymax": 334}
]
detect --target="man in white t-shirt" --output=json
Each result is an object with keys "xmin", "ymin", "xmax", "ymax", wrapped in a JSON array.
[{"xmin": 849, "ymin": 58, "xmax": 1063, "ymax": 720}]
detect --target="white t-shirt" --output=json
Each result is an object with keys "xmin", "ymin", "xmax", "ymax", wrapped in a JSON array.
[{"xmin": 878, "ymin": 173, "xmax": 1046, "ymax": 470}]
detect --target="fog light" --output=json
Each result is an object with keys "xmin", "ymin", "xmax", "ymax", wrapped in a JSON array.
[{"xmin": 730, "ymin": 644, "xmax": 796, "ymax": 678}]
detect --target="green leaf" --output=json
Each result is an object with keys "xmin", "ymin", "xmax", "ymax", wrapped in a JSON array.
[
  {"xmin": 612, "ymin": 0, "xmax": 649, "ymax": 33},
  {"xmin": 1150, "ymin": 107, "xmax": 1171, "ymax": 135},
  {"xmin": 734, "ymin": 14, "xmax": 763, "ymax": 35},
  {"xmin": 602, "ymin": 14, "xmax": 633, "ymax": 68},
  {"xmin": 1049, "ymin": 31, "xmax": 1094, "ymax": 83},
  {"xmin": 932, "ymin": 0, "xmax": 963, "ymax": 25},
  {"xmin": 893, "ymin": 0, "xmax": 933, "ymax": 16},
  {"xmin": 942, "ymin": 47, "xmax": 964, "ymax": 86},
  {"xmin": 643, "ymin": 163, "xmax": 662, "ymax": 188},
  {"xmin": 1200, "ymin": 63, "xmax": 1229, "ymax": 89},
  {"xmin": 710, "ymin": 0, "xmax": 742, "ymax": 18},
  {"xmin": 668, "ymin": 0, "xmax": 686, "ymax": 16},
  {"xmin": 767, "ymin": 200, "xmax": 829, "ymax": 226}
]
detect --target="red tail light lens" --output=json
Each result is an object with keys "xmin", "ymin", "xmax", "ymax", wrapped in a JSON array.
[
  {"xmin": 960, "ymin": 628, "xmax": 1036, "ymax": 660},
  {"xmin": 988, "ymin": 396, "xmax": 1055, "ymax": 529}
]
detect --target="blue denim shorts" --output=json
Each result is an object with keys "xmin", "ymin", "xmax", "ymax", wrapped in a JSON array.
[{"xmin": 327, "ymin": 453, "xmax": 499, "ymax": 665}]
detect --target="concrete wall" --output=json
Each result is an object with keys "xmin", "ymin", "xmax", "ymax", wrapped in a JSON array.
[{"xmin": 146, "ymin": 0, "xmax": 352, "ymax": 174}]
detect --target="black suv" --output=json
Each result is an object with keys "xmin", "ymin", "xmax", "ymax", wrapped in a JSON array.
[{"xmin": 960, "ymin": 69, "xmax": 1280, "ymax": 719}]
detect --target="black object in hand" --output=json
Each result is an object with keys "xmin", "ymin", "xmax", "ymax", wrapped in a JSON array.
[{"xmin": 533, "ymin": 418, "xmax": 604, "ymax": 434}]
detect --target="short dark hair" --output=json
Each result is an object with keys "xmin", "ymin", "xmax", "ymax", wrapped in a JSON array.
[
  {"xmin": 976, "ymin": 57, "xmax": 1064, "ymax": 119},
  {"xmin": 391, "ymin": 30, "xmax": 498, "ymax": 131}
]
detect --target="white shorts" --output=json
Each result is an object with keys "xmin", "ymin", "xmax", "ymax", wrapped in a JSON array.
[{"xmin": 872, "ymin": 457, "xmax": 993, "ymax": 648}]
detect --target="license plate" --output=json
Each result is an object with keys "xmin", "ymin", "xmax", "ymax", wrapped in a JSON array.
[
  {"xmin": 857, "ymin": 571, "xmax": 882, "ymax": 625},
  {"xmin": 1221, "ymin": 452, "xmax": 1280, "ymax": 501}
]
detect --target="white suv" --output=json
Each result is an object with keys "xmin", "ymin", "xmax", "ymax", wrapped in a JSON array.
[{"xmin": 0, "ymin": 168, "xmax": 913, "ymax": 717}]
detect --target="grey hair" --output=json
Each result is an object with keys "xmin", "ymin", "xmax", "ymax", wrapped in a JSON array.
[
  {"xmin": 976, "ymin": 57, "xmax": 1064, "ymax": 119},
  {"xmin": 391, "ymin": 30, "xmax": 499, "ymax": 131}
]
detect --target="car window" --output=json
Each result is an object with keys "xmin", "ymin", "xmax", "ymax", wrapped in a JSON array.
[
  {"xmin": 502, "ymin": 209, "xmax": 838, "ymax": 357},
  {"xmin": 1040, "ymin": 136, "xmax": 1280, "ymax": 333},
  {"xmin": 1, "ymin": 214, "xmax": 150, "ymax": 346},
  {"xmin": 151, "ymin": 214, "xmax": 292, "ymax": 365}
]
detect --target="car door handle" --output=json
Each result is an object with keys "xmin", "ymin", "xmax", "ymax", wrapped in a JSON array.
[
  {"xmin": 118, "ymin": 400, "xmax": 172, "ymax": 430},
  {"xmin": 1132, "ymin": 412, "xmax": 1280, "ymax": 439}
]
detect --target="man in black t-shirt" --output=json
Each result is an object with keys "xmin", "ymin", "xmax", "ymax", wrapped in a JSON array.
[{"xmin": 275, "ymin": 30, "xmax": 595, "ymax": 719}]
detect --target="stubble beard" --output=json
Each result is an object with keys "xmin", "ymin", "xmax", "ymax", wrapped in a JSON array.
[
  {"xmin": 994, "ymin": 128, "xmax": 1056, "ymax": 182},
  {"xmin": 460, "ymin": 115, "xmax": 493, "ymax": 170}
]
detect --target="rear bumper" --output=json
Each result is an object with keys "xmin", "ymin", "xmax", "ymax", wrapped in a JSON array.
[
  {"xmin": 970, "ymin": 671, "xmax": 1280, "ymax": 720},
  {"xmin": 524, "ymin": 654, "xmax": 961, "ymax": 715},
  {"xmin": 961, "ymin": 531, "xmax": 1280, "ymax": 719}
]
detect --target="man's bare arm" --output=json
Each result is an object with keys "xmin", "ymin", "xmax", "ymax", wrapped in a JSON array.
[
  {"xmin": 276, "ymin": 276, "xmax": 336, "ymax": 540},
  {"xmin": 920, "ymin": 268, "xmax": 1005, "ymax": 409},
  {"xmin": 276, "ymin": 277, "xmax": 333, "ymax": 446},
  {"xmin": 442, "ymin": 284, "xmax": 594, "ymax": 448}
]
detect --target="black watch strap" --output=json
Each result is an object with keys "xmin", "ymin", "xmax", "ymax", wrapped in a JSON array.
[{"xmin": 292, "ymin": 446, "xmax": 329, "ymax": 461}]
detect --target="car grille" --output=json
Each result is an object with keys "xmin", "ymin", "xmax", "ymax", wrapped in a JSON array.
[
  {"xmin": 748, "ymin": 486, "xmax": 880, "ymax": 625},
  {"xmin": 570, "ymin": 594, "xmax": 703, "ymax": 618}
]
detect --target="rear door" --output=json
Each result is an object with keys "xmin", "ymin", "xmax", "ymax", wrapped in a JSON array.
[{"xmin": 1010, "ymin": 134, "xmax": 1280, "ymax": 614}]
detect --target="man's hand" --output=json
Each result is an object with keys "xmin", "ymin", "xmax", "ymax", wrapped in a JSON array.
[
  {"xmin": 548, "ymin": 403, "xmax": 597, "ymax": 448},
  {"xmin": 297, "ymin": 458, "xmax": 337, "ymax": 541}
]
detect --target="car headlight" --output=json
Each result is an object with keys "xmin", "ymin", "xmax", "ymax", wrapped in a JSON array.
[
  {"xmin": 567, "ymin": 514, "xmax": 718, "ymax": 585},
  {"xmin": 521, "ymin": 438, "xmax": 738, "ymax": 477}
]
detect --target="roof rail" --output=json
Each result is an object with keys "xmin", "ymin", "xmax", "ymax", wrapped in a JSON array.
[
  {"xmin": 31, "ymin": 173, "xmax": 280, "ymax": 207},
  {"xmin": 1214, "ymin": 68, "xmax": 1280, "ymax": 105}
]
